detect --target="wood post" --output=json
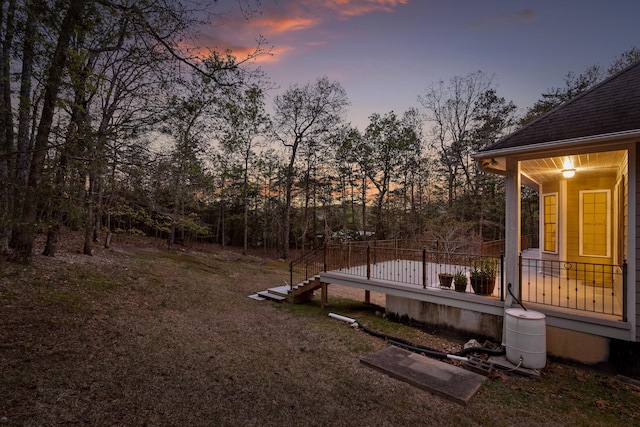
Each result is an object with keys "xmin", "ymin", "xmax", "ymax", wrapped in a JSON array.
[{"xmin": 321, "ymin": 282, "xmax": 328, "ymax": 309}]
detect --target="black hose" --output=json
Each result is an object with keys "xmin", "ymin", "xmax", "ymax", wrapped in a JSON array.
[
  {"xmin": 357, "ymin": 322, "xmax": 448, "ymax": 355},
  {"xmin": 508, "ymin": 282, "xmax": 527, "ymax": 311},
  {"xmin": 455, "ymin": 345, "xmax": 506, "ymax": 357},
  {"xmin": 386, "ymin": 339, "xmax": 449, "ymax": 359},
  {"xmin": 356, "ymin": 321, "xmax": 503, "ymax": 360},
  {"xmin": 356, "ymin": 322, "xmax": 424, "ymax": 348}
]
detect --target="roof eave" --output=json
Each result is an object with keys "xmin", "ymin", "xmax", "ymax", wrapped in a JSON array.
[
  {"xmin": 472, "ymin": 129, "xmax": 640, "ymax": 160},
  {"xmin": 477, "ymin": 161, "xmax": 540, "ymax": 192}
]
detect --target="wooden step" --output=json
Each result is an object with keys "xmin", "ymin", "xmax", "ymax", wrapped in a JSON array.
[
  {"xmin": 248, "ymin": 293, "xmax": 266, "ymax": 301},
  {"xmin": 257, "ymin": 291, "xmax": 286, "ymax": 302},
  {"xmin": 268, "ymin": 285, "xmax": 291, "ymax": 297},
  {"xmin": 249, "ymin": 275, "xmax": 324, "ymax": 305}
]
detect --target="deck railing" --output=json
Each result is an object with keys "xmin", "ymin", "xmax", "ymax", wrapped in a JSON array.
[
  {"xmin": 324, "ymin": 244, "xmax": 504, "ymax": 298},
  {"xmin": 289, "ymin": 247, "xmax": 325, "ymax": 290},
  {"xmin": 519, "ymin": 256, "xmax": 626, "ymax": 320},
  {"xmin": 334, "ymin": 239, "xmax": 482, "ymax": 255},
  {"xmin": 289, "ymin": 241, "xmax": 626, "ymax": 320}
]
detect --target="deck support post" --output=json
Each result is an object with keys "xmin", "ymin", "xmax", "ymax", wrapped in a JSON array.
[
  {"xmin": 365, "ymin": 290, "xmax": 370, "ymax": 304},
  {"xmin": 321, "ymin": 282, "xmax": 328, "ymax": 309}
]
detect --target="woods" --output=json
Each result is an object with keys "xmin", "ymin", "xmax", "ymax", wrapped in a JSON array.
[{"xmin": 0, "ymin": 1, "xmax": 637, "ymax": 263}]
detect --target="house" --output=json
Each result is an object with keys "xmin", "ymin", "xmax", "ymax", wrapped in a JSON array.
[
  {"xmin": 277, "ymin": 61, "xmax": 640, "ymax": 373},
  {"xmin": 473, "ymin": 60, "xmax": 640, "ymax": 370}
]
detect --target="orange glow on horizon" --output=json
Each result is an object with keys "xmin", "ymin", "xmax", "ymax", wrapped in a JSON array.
[{"xmin": 185, "ymin": 44, "xmax": 291, "ymax": 65}]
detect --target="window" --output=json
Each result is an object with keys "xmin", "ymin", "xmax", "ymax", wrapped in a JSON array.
[
  {"xmin": 543, "ymin": 193, "xmax": 557, "ymax": 253},
  {"xmin": 580, "ymin": 190, "xmax": 610, "ymax": 257}
]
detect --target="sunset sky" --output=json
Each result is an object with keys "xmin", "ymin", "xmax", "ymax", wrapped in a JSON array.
[{"xmin": 202, "ymin": 0, "xmax": 640, "ymax": 131}]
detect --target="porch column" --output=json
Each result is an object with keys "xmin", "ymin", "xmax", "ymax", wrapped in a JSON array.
[{"xmin": 504, "ymin": 158, "xmax": 521, "ymax": 312}]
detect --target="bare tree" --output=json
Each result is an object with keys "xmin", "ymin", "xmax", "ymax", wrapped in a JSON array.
[
  {"xmin": 419, "ymin": 71, "xmax": 494, "ymax": 208},
  {"xmin": 159, "ymin": 55, "xmax": 242, "ymax": 250},
  {"xmin": 608, "ymin": 46, "xmax": 640, "ymax": 75},
  {"xmin": 519, "ymin": 65, "xmax": 602, "ymax": 125},
  {"xmin": 334, "ymin": 127, "xmax": 365, "ymax": 240},
  {"xmin": 350, "ymin": 110, "xmax": 421, "ymax": 239},
  {"xmin": 272, "ymin": 76, "xmax": 348, "ymax": 258},
  {"xmin": 6, "ymin": 0, "xmax": 268, "ymax": 263},
  {"xmin": 217, "ymin": 85, "xmax": 270, "ymax": 254}
]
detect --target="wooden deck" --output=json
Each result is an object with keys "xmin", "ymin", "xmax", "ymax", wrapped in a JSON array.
[{"xmin": 319, "ymin": 251, "xmax": 631, "ymax": 341}]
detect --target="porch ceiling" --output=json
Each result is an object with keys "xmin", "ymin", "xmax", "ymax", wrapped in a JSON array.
[{"xmin": 519, "ymin": 150, "xmax": 626, "ymax": 185}]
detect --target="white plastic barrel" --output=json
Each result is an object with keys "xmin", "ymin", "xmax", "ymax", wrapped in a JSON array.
[{"xmin": 505, "ymin": 308, "xmax": 546, "ymax": 369}]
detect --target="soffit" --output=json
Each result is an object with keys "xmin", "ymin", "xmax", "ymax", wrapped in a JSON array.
[{"xmin": 520, "ymin": 150, "xmax": 626, "ymax": 185}]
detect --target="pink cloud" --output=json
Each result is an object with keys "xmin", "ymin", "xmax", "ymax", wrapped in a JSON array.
[
  {"xmin": 258, "ymin": 15, "xmax": 318, "ymax": 33},
  {"xmin": 320, "ymin": 0, "xmax": 411, "ymax": 18},
  {"xmin": 197, "ymin": 0, "xmax": 409, "ymax": 64}
]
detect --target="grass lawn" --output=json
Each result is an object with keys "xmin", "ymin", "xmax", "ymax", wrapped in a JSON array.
[{"xmin": 1, "ymin": 233, "xmax": 639, "ymax": 426}]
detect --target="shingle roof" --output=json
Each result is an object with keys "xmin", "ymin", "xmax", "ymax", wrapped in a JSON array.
[{"xmin": 480, "ymin": 60, "xmax": 640, "ymax": 153}]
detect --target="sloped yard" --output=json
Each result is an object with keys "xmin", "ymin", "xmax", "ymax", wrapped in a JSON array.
[{"xmin": 1, "ymin": 233, "xmax": 639, "ymax": 426}]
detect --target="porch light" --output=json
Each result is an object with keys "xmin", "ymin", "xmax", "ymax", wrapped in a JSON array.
[{"xmin": 562, "ymin": 157, "xmax": 575, "ymax": 178}]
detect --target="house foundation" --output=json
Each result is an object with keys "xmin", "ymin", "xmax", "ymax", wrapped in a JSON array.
[
  {"xmin": 386, "ymin": 295, "xmax": 503, "ymax": 342},
  {"xmin": 546, "ymin": 326, "xmax": 609, "ymax": 365},
  {"xmin": 386, "ymin": 295, "xmax": 612, "ymax": 365}
]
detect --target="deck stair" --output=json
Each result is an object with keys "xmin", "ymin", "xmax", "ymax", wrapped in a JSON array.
[{"xmin": 250, "ymin": 275, "xmax": 322, "ymax": 304}]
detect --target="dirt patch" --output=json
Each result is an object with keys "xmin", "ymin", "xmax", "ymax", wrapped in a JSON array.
[{"xmin": 328, "ymin": 284, "xmax": 386, "ymax": 307}]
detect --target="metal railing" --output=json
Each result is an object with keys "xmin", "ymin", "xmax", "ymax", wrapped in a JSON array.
[
  {"xmin": 289, "ymin": 242, "xmax": 500, "ymax": 293},
  {"xmin": 288, "ymin": 241, "xmax": 626, "ymax": 320},
  {"xmin": 324, "ymin": 244, "xmax": 504, "ymax": 298},
  {"xmin": 480, "ymin": 234, "xmax": 538, "ymax": 257},
  {"xmin": 519, "ymin": 256, "xmax": 626, "ymax": 319},
  {"xmin": 336, "ymin": 239, "xmax": 482, "ymax": 255},
  {"xmin": 289, "ymin": 247, "xmax": 325, "ymax": 290}
]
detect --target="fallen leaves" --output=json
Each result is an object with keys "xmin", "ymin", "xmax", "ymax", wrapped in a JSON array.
[{"xmin": 592, "ymin": 398, "xmax": 609, "ymax": 409}]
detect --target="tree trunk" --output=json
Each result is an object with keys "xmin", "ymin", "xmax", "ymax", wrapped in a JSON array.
[
  {"xmin": 361, "ymin": 176, "xmax": 367, "ymax": 240},
  {"xmin": 168, "ymin": 174, "xmax": 179, "ymax": 251},
  {"xmin": 94, "ymin": 176, "xmax": 103, "ymax": 242},
  {"xmin": 0, "ymin": 0, "xmax": 16, "ymax": 251},
  {"xmin": 83, "ymin": 173, "xmax": 95, "ymax": 256},
  {"xmin": 168, "ymin": 221, "xmax": 175, "ymax": 250},
  {"xmin": 243, "ymin": 158, "xmax": 248, "ymax": 255},
  {"xmin": 12, "ymin": 15, "xmax": 34, "ymax": 244},
  {"xmin": 218, "ymin": 174, "xmax": 225, "ymax": 250},
  {"xmin": 42, "ymin": 146, "xmax": 69, "ymax": 257},
  {"xmin": 43, "ymin": 223, "xmax": 59, "ymax": 257},
  {"xmin": 300, "ymin": 164, "xmax": 311, "ymax": 252},
  {"xmin": 104, "ymin": 211, "xmax": 112, "ymax": 249},
  {"xmin": 44, "ymin": 63, "xmax": 86, "ymax": 257},
  {"xmin": 282, "ymin": 162, "xmax": 294, "ymax": 259},
  {"xmin": 375, "ymin": 196, "xmax": 384, "ymax": 239},
  {"xmin": 11, "ymin": 0, "xmax": 85, "ymax": 263}
]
